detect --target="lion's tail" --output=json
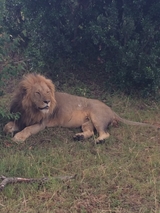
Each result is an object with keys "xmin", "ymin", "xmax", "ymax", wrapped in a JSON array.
[{"xmin": 114, "ymin": 113, "xmax": 158, "ymax": 129}]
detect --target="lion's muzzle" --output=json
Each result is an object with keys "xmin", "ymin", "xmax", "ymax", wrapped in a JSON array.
[{"xmin": 38, "ymin": 101, "xmax": 50, "ymax": 110}]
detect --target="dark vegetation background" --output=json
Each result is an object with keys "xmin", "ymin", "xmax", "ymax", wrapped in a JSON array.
[{"xmin": 0, "ymin": 0, "xmax": 160, "ymax": 117}]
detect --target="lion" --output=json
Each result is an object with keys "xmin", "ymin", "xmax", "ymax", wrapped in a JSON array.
[{"xmin": 3, "ymin": 73, "xmax": 157, "ymax": 143}]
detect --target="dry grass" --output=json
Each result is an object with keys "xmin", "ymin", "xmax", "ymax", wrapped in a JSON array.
[{"xmin": 0, "ymin": 74, "xmax": 160, "ymax": 213}]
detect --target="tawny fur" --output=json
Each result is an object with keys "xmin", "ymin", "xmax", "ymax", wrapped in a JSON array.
[{"xmin": 3, "ymin": 73, "xmax": 157, "ymax": 143}]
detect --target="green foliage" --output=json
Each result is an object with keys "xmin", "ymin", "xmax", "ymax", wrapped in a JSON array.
[
  {"xmin": 0, "ymin": 107, "xmax": 20, "ymax": 120},
  {"xmin": 3, "ymin": 0, "xmax": 160, "ymax": 96},
  {"xmin": 89, "ymin": 0, "xmax": 160, "ymax": 95},
  {"xmin": 0, "ymin": 32, "xmax": 26, "ymax": 121},
  {"xmin": 0, "ymin": 106, "xmax": 20, "ymax": 132},
  {"xmin": 0, "ymin": 0, "xmax": 27, "ymax": 121},
  {"xmin": 0, "ymin": 34, "xmax": 24, "ymax": 77}
]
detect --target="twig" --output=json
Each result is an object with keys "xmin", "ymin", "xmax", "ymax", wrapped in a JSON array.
[{"xmin": 0, "ymin": 174, "xmax": 76, "ymax": 191}]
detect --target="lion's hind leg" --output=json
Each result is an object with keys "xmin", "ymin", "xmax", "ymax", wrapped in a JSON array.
[
  {"xmin": 73, "ymin": 120, "xmax": 94, "ymax": 141},
  {"xmin": 90, "ymin": 113, "xmax": 110, "ymax": 144},
  {"xmin": 95, "ymin": 131, "xmax": 110, "ymax": 144}
]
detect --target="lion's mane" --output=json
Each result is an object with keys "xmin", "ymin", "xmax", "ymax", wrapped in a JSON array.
[{"xmin": 10, "ymin": 73, "xmax": 56, "ymax": 130}]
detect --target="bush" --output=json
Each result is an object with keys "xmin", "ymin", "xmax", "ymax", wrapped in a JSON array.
[
  {"xmin": 0, "ymin": 34, "xmax": 21, "ymax": 123},
  {"xmin": 3, "ymin": 0, "xmax": 160, "ymax": 96},
  {"xmin": 0, "ymin": 0, "xmax": 27, "ymax": 122}
]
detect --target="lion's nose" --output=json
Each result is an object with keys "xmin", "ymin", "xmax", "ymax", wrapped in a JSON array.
[{"xmin": 44, "ymin": 100, "xmax": 50, "ymax": 104}]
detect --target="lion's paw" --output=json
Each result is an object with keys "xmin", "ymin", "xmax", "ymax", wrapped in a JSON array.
[
  {"xmin": 73, "ymin": 134, "xmax": 85, "ymax": 141},
  {"xmin": 95, "ymin": 139, "xmax": 105, "ymax": 145},
  {"xmin": 3, "ymin": 122, "xmax": 15, "ymax": 136},
  {"xmin": 12, "ymin": 132, "xmax": 27, "ymax": 143}
]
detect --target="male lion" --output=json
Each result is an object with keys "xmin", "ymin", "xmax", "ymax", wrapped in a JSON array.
[{"xmin": 3, "ymin": 73, "xmax": 157, "ymax": 143}]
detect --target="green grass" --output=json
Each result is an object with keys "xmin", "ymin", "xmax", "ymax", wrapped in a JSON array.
[{"xmin": 0, "ymin": 75, "xmax": 160, "ymax": 213}]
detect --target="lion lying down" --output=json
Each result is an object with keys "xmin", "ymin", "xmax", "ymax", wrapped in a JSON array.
[{"xmin": 3, "ymin": 73, "xmax": 157, "ymax": 143}]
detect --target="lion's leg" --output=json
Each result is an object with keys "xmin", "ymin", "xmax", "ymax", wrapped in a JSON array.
[
  {"xmin": 95, "ymin": 131, "xmax": 110, "ymax": 144},
  {"xmin": 94, "ymin": 126, "xmax": 110, "ymax": 144},
  {"xmin": 3, "ymin": 121, "xmax": 19, "ymax": 137},
  {"xmin": 13, "ymin": 123, "xmax": 46, "ymax": 142},
  {"xmin": 90, "ymin": 113, "xmax": 110, "ymax": 144},
  {"xmin": 73, "ymin": 120, "xmax": 94, "ymax": 141}
]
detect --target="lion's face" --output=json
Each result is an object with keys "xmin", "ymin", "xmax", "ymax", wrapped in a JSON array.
[
  {"xmin": 20, "ymin": 75, "xmax": 56, "ymax": 116},
  {"xmin": 7, "ymin": 73, "xmax": 57, "ymax": 133},
  {"xmin": 15, "ymin": 74, "xmax": 57, "ymax": 123},
  {"xmin": 30, "ymin": 82, "xmax": 53, "ymax": 113}
]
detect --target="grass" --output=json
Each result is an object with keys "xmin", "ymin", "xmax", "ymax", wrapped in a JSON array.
[{"xmin": 0, "ymin": 73, "xmax": 160, "ymax": 213}]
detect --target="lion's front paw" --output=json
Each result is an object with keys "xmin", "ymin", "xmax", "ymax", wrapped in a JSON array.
[
  {"xmin": 3, "ymin": 122, "xmax": 15, "ymax": 136},
  {"xmin": 12, "ymin": 132, "xmax": 27, "ymax": 142}
]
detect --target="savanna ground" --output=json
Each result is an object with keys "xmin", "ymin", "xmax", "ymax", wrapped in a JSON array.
[{"xmin": 0, "ymin": 70, "xmax": 160, "ymax": 213}]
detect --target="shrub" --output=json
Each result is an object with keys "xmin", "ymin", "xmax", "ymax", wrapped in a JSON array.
[
  {"xmin": 3, "ymin": 0, "xmax": 160, "ymax": 96},
  {"xmin": 0, "ymin": 0, "xmax": 26, "ymax": 123}
]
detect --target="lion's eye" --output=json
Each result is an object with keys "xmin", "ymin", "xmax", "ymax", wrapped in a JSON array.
[{"xmin": 35, "ymin": 91, "xmax": 40, "ymax": 96}]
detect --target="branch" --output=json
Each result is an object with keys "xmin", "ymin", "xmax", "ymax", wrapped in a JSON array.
[{"xmin": 0, "ymin": 174, "xmax": 76, "ymax": 191}]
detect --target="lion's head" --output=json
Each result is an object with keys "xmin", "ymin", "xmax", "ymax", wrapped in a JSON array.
[{"xmin": 10, "ymin": 73, "xmax": 56, "ymax": 128}]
